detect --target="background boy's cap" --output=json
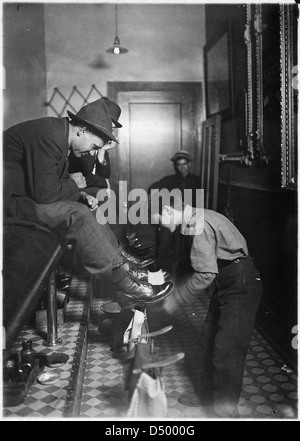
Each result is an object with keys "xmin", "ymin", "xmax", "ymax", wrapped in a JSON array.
[
  {"xmin": 67, "ymin": 99, "xmax": 119, "ymax": 143},
  {"xmin": 171, "ymin": 150, "xmax": 191, "ymax": 163}
]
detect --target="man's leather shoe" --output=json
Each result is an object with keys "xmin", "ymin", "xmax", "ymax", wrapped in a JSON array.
[
  {"xmin": 56, "ymin": 274, "xmax": 72, "ymax": 290},
  {"xmin": 57, "ymin": 281, "xmax": 70, "ymax": 291},
  {"xmin": 122, "ymin": 248, "xmax": 156, "ymax": 269},
  {"xmin": 125, "ymin": 245, "xmax": 155, "ymax": 258},
  {"xmin": 126, "ymin": 232, "xmax": 155, "ymax": 253},
  {"xmin": 112, "ymin": 262, "xmax": 173, "ymax": 304},
  {"xmin": 57, "ymin": 276, "xmax": 72, "ymax": 283},
  {"xmin": 126, "ymin": 232, "xmax": 142, "ymax": 247},
  {"xmin": 129, "ymin": 268, "xmax": 171, "ymax": 283},
  {"xmin": 115, "ymin": 278, "xmax": 174, "ymax": 304}
]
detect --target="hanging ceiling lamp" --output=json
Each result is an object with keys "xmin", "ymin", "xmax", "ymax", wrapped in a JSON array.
[{"xmin": 106, "ymin": 4, "xmax": 129, "ymax": 55}]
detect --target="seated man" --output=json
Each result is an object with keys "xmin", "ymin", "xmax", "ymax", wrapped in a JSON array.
[
  {"xmin": 150, "ymin": 193, "xmax": 262, "ymax": 418},
  {"xmin": 148, "ymin": 150, "xmax": 201, "ymax": 272},
  {"xmin": 67, "ymin": 97, "xmax": 149, "ymax": 255},
  {"xmin": 3, "ymin": 98, "xmax": 173, "ymax": 305}
]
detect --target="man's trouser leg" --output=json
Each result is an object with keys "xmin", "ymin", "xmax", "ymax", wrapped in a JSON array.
[
  {"xmin": 34, "ymin": 201, "xmax": 124, "ymax": 279},
  {"xmin": 93, "ymin": 187, "xmax": 128, "ymax": 247},
  {"xmin": 157, "ymin": 227, "xmax": 177, "ymax": 272}
]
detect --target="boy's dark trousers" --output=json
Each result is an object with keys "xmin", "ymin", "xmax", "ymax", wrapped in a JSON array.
[{"xmin": 198, "ymin": 256, "xmax": 263, "ymax": 418}]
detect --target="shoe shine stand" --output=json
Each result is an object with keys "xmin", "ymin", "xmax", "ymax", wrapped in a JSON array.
[
  {"xmin": 101, "ymin": 231, "xmax": 185, "ymax": 413},
  {"xmin": 43, "ymin": 269, "xmax": 63, "ymax": 346},
  {"xmin": 126, "ymin": 306, "xmax": 185, "ymax": 383},
  {"xmin": 124, "ymin": 301, "xmax": 185, "ymax": 418},
  {"xmin": 100, "ymin": 299, "xmax": 185, "ymax": 413}
]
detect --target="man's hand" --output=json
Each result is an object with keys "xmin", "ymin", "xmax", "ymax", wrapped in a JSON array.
[
  {"xmin": 79, "ymin": 192, "xmax": 99, "ymax": 210},
  {"xmin": 103, "ymin": 141, "xmax": 116, "ymax": 151},
  {"xmin": 70, "ymin": 172, "xmax": 86, "ymax": 188},
  {"xmin": 97, "ymin": 142, "xmax": 116, "ymax": 164},
  {"xmin": 97, "ymin": 148, "xmax": 106, "ymax": 164}
]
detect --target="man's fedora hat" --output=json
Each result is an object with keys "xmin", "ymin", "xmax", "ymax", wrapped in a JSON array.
[
  {"xmin": 67, "ymin": 99, "xmax": 119, "ymax": 143},
  {"xmin": 102, "ymin": 97, "xmax": 122, "ymax": 128},
  {"xmin": 171, "ymin": 150, "xmax": 191, "ymax": 163}
]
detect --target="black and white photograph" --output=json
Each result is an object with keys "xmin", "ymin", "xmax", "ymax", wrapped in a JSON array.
[{"xmin": 1, "ymin": 0, "xmax": 298, "ymax": 423}]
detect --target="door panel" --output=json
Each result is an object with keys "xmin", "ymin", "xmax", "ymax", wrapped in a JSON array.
[
  {"xmin": 130, "ymin": 102, "xmax": 181, "ymax": 190},
  {"xmin": 109, "ymin": 86, "xmax": 201, "ymax": 193}
]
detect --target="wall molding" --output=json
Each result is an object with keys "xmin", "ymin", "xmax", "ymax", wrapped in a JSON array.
[{"xmin": 219, "ymin": 179, "xmax": 279, "ymax": 193}]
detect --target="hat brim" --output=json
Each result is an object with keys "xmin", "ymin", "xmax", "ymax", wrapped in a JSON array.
[
  {"xmin": 171, "ymin": 155, "xmax": 191, "ymax": 163},
  {"xmin": 67, "ymin": 111, "xmax": 119, "ymax": 143},
  {"xmin": 113, "ymin": 119, "xmax": 122, "ymax": 128}
]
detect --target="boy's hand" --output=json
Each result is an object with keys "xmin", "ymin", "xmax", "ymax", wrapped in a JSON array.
[{"xmin": 161, "ymin": 286, "xmax": 181, "ymax": 315}]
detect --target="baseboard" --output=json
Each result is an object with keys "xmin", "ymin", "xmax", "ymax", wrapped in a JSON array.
[{"xmin": 63, "ymin": 277, "xmax": 93, "ymax": 417}]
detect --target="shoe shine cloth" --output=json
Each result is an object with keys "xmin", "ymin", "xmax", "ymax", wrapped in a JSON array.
[
  {"xmin": 148, "ymin": 270, "xmax": 165, "ymax": 285},
  {"xmin": 127, "ymin": 371, "xmax": 167, "ymax": 418},
  {"xmin": 123, "ymin": 309, "xmax": 147, "ymax": 352}
]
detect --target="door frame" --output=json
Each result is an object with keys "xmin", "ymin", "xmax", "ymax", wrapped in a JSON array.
[
  {"xmin": 107, "ymin": 81, "xmax": 204, "ymax": 179},
  {"xmin": 200, "ymin": 114, "xmax": 221, "ymax": 210}
]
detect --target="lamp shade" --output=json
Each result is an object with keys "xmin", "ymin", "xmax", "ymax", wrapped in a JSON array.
[
  {"xmin": 106, "ymin": 36, "xmax": 129, "ymax": 54},
  {"xmin": 106, "ymin": 5, "xmax": 129, "ymax": 55}
]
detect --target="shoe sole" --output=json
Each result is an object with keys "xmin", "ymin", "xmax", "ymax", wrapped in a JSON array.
[
  {"xmin": 134, "ymin": 258, "xmax": 156, "ymax": 269},
  {"xmin": 100, "ymin": 302, "xmax": 122, "ymax": 315}
]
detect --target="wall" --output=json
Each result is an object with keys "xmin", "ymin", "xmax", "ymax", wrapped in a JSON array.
[
  {"xmin": 43, "ymin": 3, "xmax": 205, "ymax": 113},
  {"xmin": 3, "ymin": 3, "xmax": 47, "ymax": 129},
  {"xmin": 206, "ymin": 4, "xmax": 297, "ymax": 370},
  {"xmin": 2, "ymin": 3, "xmax": 205, "ymax": 123}
]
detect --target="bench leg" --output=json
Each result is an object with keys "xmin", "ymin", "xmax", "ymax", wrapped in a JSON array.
[{"xmin": 43, "ymin": 268, "xmax": 63, "ymax": 346}]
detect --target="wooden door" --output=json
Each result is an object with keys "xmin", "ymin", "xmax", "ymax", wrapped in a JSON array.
[{"xmin": 108, "ymin": 83, "xmax": 202, "ymax": 192}]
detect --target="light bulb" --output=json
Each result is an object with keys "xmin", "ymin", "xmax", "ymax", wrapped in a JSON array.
[{"xmin": 114, "ymin": 46, "xmax": 120, "ymax": 55}]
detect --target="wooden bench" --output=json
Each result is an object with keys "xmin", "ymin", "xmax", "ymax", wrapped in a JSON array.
[{"xmin": 2, "ymin": 226, "xmax": 65, "ymax": 348}]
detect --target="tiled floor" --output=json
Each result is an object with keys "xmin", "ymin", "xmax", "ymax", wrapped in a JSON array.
[
  {"xmin": 2, "ymin": 272, "xmax": 298, "ymax": 421},
  {"xmin": 80, "ymin": 278, "xmax": 298, "ymax": 420},
  {"xmin": 2, "ymin": 274, "xmax": 90, "ymax": 419}
]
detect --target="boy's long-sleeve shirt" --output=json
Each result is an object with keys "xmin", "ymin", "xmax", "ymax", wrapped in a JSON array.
[{"xmin": 177, "ymin": 205, "xmax": 248, "ymax": 301}]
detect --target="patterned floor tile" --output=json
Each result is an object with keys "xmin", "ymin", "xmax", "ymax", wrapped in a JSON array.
[
  {"xmin": 78, "ymin": 279, "xmax": 298, "ymax": 420},
  {"xmin": 2, "ymin": 272, "xmax": 298, "ymax": 421},
  {"xmin": 2, "ymin": 274, "xmax": 90, "ymax": 419}
]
